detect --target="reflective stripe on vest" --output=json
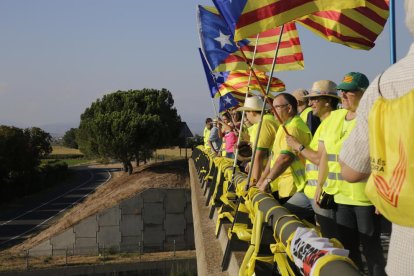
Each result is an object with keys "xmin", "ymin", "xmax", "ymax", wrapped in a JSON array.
[
  {"xmin": 306, "ymin": 164, "xmax": 318, "ymax": 171},
  {"xmin": 328, "ymin": 172, "xmax": 343, "ymax": 181},
  {"xmin": 327, "ymin": 154, "xmax": 338, "ymax": 162}
]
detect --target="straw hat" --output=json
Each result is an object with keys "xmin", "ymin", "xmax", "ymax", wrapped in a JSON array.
[
  {"xmin": 303, "ymin": 80, "xmax": 340, "ymax": 99},
  {"xmin": 237, "ymin": 96, "xmax": 265, "ymax": 111},
  {"xmin": 291, "ymin": 89, "xmax": 309, "ymax": 102}
]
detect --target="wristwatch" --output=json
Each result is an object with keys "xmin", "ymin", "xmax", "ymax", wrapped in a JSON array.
[{"xmin": 298, "ymin": 145, "xmax": 305, "ymax": 152}]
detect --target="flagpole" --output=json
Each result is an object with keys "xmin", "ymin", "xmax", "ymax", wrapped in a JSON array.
[
  {"xmin": 389, "ymin": 0, "xmax": 396, "ymax": 64},
  {"xmin": 237, "ymin": 35, "xmax": 289, "ymax": 135},
  {"xmin": 241, "ymin": 24, "xmax": 286, "ymax": 190},
  {"xmin": 227, "ymin": 34, "xmax": 260, "ymax": 191}
]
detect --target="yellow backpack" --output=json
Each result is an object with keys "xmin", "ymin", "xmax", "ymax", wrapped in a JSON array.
[{"xmin": 366, "ymin": 88, "xmax": 414, "ymax": 226}]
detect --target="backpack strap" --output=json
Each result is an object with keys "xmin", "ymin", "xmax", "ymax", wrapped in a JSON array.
[{"xmin": 377, "ymin": 73, "xmax": 384, "ymax": 97}]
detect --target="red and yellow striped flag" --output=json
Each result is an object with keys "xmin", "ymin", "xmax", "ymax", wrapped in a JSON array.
[
  {"xmin": 213, "ymin": 0, "xmax": 365, "ymax": 41},
  {"xmin": 217, "ymin": 70, "xmax": 285, "ymax": 96},
  {"xmin": 216, "ymin": 23, "xmax": 305, "ymax": 72},
  {"xmin": 297, "ymin": 0, "xmax": 389, "ymax": 50}
]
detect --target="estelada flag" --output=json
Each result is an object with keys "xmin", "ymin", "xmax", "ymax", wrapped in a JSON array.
[
  {"xmin": 216, "ymin": 70, "xmax": 285, "ymax": 96},
  {"xmin": 197, "ymin": 5, "xmax": 304, "ymax": 73},
  {"xmin": 212, "ymin": 0, "xmax": 365, "ymax": 41},
  {"xmin": 297, "ymin": 0, "xmax": 389, "ymax": 50}
]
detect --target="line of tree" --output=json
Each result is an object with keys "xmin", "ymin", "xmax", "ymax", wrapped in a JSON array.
[
  {"xmin": 76, "ymin": 88, "xmax": 182, "ymax": 174},
  {"xmin": 0, "ymin": 126, "xmax": 65, "ymax": 201}
]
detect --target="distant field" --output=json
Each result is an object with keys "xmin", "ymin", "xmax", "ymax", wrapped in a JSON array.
[
  {"xmin": 52, "ymin": 146, "xmax": 83, "ymax": 155},
  {"xmin": 154, "ymin": 147, "xmax": 192, "ymax": 160}
]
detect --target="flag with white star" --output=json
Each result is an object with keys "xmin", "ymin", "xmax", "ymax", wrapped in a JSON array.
[
  {"xmin": 219, "ymin": 93, "xmax": 242, "ymax": 112},
  {"xmin": 197, "ymin": 5, "xmax": 305, "ymax": 73},
  {"xmin": 212, "ymin": 0, "xmax": 365, "ymax": 41}
]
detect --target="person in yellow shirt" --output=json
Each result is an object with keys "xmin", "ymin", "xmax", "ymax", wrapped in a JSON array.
[
  {"xmin": 257, "ymin": 93, "xmax": 312, "ymax": 215},
  {"xmin": 237, "ymin": 96, "xmax": 279, "ymax": 185},
  {"xmin": 292, "ymin": 88, "xmax": 321, "ymax": 135},
  {"xmin": 286, "ymin": 80, "xmax": 339, "ymax": 237},
  {"xmin": 318, "ymin": 72, "xmax": 385, "ymax": 275},
  {"xmin": 203, "ymin": 118, "xmax": 212, "ymax": 150}
]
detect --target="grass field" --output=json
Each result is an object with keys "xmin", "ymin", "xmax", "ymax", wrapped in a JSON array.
[{"xmin": 51, "ymin": 146, "xmax": 83, "ymax": 155}]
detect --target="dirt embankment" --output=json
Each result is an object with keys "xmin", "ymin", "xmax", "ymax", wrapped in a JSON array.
[{"xmin": 8, "ymin": 159, "xmax": 190, "ymax": 254}]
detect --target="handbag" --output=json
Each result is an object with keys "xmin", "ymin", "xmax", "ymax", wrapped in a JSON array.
[{"xmin": 319, "ymin": 191, "xmax": 336, "ymax": 210}]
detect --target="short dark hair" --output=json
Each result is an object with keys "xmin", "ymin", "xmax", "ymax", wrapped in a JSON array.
[
  {"xmin": 275, "ymin": 93, "xmax": 298, "ymax": 114},
  {"xmin": 205, "ymin": 118, "xmax": 212, "ymax": 124}
]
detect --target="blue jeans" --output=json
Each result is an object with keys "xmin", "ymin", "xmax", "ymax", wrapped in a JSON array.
[
  {"xmin": 335, "ymin": 204, "xmax": 386, "ymax": 276},
  {"xmin": 283, "ymin": 192, "xmax": 315, "ymax": 224}
]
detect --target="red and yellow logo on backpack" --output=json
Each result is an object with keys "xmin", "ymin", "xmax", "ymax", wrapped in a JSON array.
[{"xmin": 371, "ymin": 139, "xmax": 407, "ymax": 207}]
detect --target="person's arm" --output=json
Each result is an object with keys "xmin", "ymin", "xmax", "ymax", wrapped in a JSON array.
[
  {"xmin": 257, "ymin": 153, "xmax": 293, "ymax": 192},
  {"xmin": 209, "ymin": 128, "xmax": 219, "ymax": 153},
  {"xmin": 256, "ymin": 156, "xmax": 272, "ymax": 188},
  {"xmin": 314, "ymin": 142, "xmax": 328, "ymax": 205},
  {"xmin": 250, "ymin": 149, "xmax": 268, "ymax": 184},
  {"xmin": 286, "ymin": 135, "xmax": 321, "ymax": 165},
  {"xmin": 339, "ymin": 159, "xmax": 370, "ymax": 183}
]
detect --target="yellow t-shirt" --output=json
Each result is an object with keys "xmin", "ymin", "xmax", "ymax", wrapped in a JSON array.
[
  {"xmin": 270, "ymin": 116, "xmax": 312, "ymax": 197},
  {"xmin": 249, "ymin": 113, "xmax": 279, "ymax": 151},
  {"xmin": 203, "ymin": 127, "xmax": 211, "ymax": 150}
]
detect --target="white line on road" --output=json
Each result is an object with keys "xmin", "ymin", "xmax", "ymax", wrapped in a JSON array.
[{"xmin": 0, "ymin": 170, "xmax": 112, "ymax": 246}]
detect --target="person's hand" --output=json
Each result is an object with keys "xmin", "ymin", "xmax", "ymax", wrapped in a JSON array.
[
  {"xmin": 375, "ymin": 208, "xmax": 381, "ymax": 215},
  {"xmin": 314, "ymin": 185, "xmax": 322, "ymax": 206},
  {"xmin": 286, "ymin": 135, "xmax": 300, "ymax": 151},
  {"xmin": 244, "ymin": 162, "xmax": 251, "ymax": 173},
  {"xmin": 257, "ymin": 181, "xmax": 270, "ymax": 193}
]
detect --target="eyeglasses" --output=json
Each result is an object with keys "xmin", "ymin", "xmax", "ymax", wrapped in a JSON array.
[{"xmin": 273, "ymin": 104, "xmax": 289, "ymax": 109}]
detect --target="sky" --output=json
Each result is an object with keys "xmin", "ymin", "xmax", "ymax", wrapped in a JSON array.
[{"xmin": 0, "ymin": 1, "xmax": 412, "ymax": 135}]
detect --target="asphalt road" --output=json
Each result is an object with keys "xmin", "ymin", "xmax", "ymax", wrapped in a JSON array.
[{"xmin": 0, "ymin": 166, "xmax": 116, "ymax": 250}]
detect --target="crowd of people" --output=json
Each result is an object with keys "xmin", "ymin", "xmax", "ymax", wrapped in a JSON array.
[{"xmin": 201, "ymin": 2, "xmax": 414, "ymax": 274}]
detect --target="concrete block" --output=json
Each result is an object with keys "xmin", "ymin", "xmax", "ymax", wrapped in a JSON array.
[
  {"xmin": 75, "ymin": 237, "xmax": 98, "ymax": 255},
  {"xmin": 143, "ymin": 225, "xmax": 165, "ymax": 246},
  {"xmin": 184, "ymin": 205, "xmax": 193, "ymax": 223},
  {"xmin": 142, "ymin": 189, "xmax": 165, "ymax": 203},
  {"xmin": 143, "ymin": 202, "xmax": 164, "ymax": 225},
  {"xmin": 165, "ymin": 190, "xmax": 186, "ymax": 213},
  {"xmin": 165, "ymin": 235, "xmax": 187, "ymax": 251},
  {"xmin": 185, "ymin": 225, "xmax": 195, "ymax": 249},
  {"xmin": 164, "ymin": 214, "xmax": 186, "ymax": 236},
  {"xmin": 120, "ymin": 195, "xmax": 143, "ymax": 215},
  {"xmin": 51, "ymin": 228, "xmax": 75, "ymax": 250},
  {"xmin": 120, "ymin": 236, "xmax": 142, "ymax": 252},
  {"xmin": 74, "ymin": 215, "xmax": 98, "ymax": 237},
  {"xmin": 120, "ymin": 214, "xmax": 143, "ymax": 236},
  {"xmin": 97, "ymin": 225, "xmax": 121, "ymax": 247},
  {"xmin": 185, "ymin": 189, "xmax": 192, "ymax": 203},
  {"xmin": 98, "ymin": 206, "xmax": 121, "ymax": 226},
  {"xmin": 30, "ymin": 239, "xmax": 52, "ymax": 256}
]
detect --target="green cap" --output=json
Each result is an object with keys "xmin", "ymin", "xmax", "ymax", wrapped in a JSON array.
[{"xmin": 336, "ymin": 72, "xmax": 369, "ymax": 92}]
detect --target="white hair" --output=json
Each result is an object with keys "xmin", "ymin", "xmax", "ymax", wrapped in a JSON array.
[{"xmin": 406, "ymin": 0, "xmax": 414, "ymax": 36}]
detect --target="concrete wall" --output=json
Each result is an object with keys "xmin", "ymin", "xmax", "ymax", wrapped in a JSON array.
[{"xmin": 29, "ymin": 188, "xmax": 194, "ymax": 256}]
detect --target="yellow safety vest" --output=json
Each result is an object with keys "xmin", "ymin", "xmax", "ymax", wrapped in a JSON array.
[
  {"xmin": 303, "ymin": 116, "xmax": 330, "ymax": 199},
  {"xmin": 366, "ymin": 90, "xmax": 414, "ymax": 226},
  {"xmin": 300, "ymin": 107, "xmax": 312, "ymax": 123},
  {"xmin": 321, "ymin": 109, "xmax": 371, "ymax": 206},
  {"xmin": 203, "ymin": 127, "xmax": 211, "ymax": 150}
]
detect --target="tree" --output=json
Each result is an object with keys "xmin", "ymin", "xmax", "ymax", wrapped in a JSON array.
[
  {"xmin": 0, "ymin": 126, "xmax": 53, "ymax": 199},
  {"xmin": 63, "ymin": 128, "xmax": 79, "ymax": 149},
  {"xmin": 25, "ymin": 127, "xmax": 53, "ymax": 160},
  {"xmin": 77, "ymin": 89, "xmax": 181, "ymax": 174}
]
